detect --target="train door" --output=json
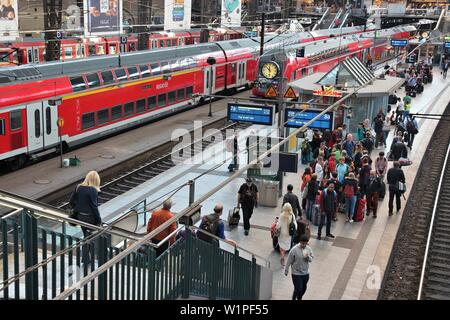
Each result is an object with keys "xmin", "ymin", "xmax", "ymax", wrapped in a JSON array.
[
  {"xmin": 26, "ymin": 102, "xmax": 44, "ymax": 153},
  {"xmin": 237, "ymin": 61, "xmax": 246, "ymax": 87},
  {"xmin": 203, "ymin": 66, "xmax": 216, "ymax": 94},
  {"xmin": 26, "ymin": 47, "xmax": 39, "ymax": 64},
  {"xmin": 43, "ymin": 102, "xmax": 58, "ymax": 147}
]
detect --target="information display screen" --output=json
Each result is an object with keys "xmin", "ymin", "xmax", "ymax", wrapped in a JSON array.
[
  {"xmin": 227, "ymin": 103, "xmax": 274, "ymax": 125},
  {"xmin": 391, "ymin": 39, "xmax": 408, "ymax": 47},
  {"xmin": 284, "ymin": 108, "xmax": 334, "ymax": 131},
  {"xmin": 445, "ymin": 42, "xmax": 450, "ymax": 49}
]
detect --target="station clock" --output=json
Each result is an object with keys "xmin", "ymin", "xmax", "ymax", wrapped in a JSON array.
[{"xmin": 261, "ymin": 62, "xmax": 279, "ymax": 79}]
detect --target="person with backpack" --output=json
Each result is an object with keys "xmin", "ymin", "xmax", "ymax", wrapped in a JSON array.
[
  {"xmin": 237, "ymin": 178, "xmax": 259, "ymax": 236},
  {"xmin": 283, "ymin": 184, "xmax": 302, "ymax": 218},
  {"xmin": 284, "ymin": 234, "xmax": 314, "ymax": 300},
  {"xmin": 305, "ymin": 174, "xmax": 320, "ymax": 221},
  {"xmin": 276, "ymin": 203, "xmax": 297, "ymax": 266},
  {"xmin": 353, "ymin": 143, "xmax": 364, "ymax": 171},
  {"xmin": 367, "ymin": 171, "xmax": 383, "ymax": 218},
  {"xmin": 198, "ymin": 204, "xmax": 236, "ymax": 246},
  {"xmin": 147, "ymin": 199, "xmax": 177, "ymax": 257},
  {"xmin": 387, "ymin": 162, "xmax": 406, "ymax": 216},
  {"xmin": 317, "ymin": 182, "xmax": 337, "ymax": 240},
  {"xmin": 359, "ymin": 158, "xmax": 372, "ymax": 198},
  {"xmin": 343, "ymin": 172, "xmax": 358, "ymax": 223},
  {"xmin": 404, "ymin": 115, "xmax": 419, "ymax": 150}
]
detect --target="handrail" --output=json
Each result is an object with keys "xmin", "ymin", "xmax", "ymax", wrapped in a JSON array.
[
  {"xmin": 54, "ymin": 71, "xmax": 376, "ymax": 300},
  {"xmin": 417, "ymin": 143, "xmax": 450, "ymax": 300},
  {"xmin": 189, "ymin": 225, "xmax": 271, "ymax": 269},
  {"xmin": 0, "ymin": 189, "xmax": 141, "ymax": 241},
  {"xmin": 433, "ymin": 8, "xmax": 446, "ymax": 32},
  {"xmin": 312, "ymin": 7, "xmax": 330, "ymax": 31},
  {"xmin": 328, "ymin": 8, "xmax": 343, "ymax": 29}
]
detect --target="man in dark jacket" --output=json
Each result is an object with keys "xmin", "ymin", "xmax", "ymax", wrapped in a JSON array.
[
  {"xmin": 317, "ymin": 182, "xmax": 336, "ymax": 240},
  {"xmin": 374, "ymin": 115, "xmax": 384, "ymax": 149},
  {"xmin": 361, "ymin": 131, "xmax": 374, "ymax": 154},
  {"xmin": 237, "ymin": 178, "xmax": 259, "ymax": 236},
  {"xmin": 387, "ymin": 162, "xmax": 406, "ymax": 216},
  {"xmin": 391, "ymin": 138, "xmax": 408, "ymax": 161},
  {"xmin": 283, "ymin": 184, "xmax": 302, "ymax": 218},
  {"xmin": 367, "ymin": 171, "xmax": 383, "ymax": 218}
]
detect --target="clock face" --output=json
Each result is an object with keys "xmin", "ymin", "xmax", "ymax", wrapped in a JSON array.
[{"xmin": 261, "ymin": 62, "xmax": 279, "ymax": 79}]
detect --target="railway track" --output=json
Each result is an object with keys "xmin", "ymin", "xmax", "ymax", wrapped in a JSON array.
[
  {"xmin": 48, "ymin": 121, "xmax": 251, "ymax": 209},
  {"xmin": 379, "ymin": 103, "xmax": 450, "ymax": 300}
]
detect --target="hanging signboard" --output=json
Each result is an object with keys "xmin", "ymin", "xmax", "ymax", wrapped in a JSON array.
[
  {"xmin": 391, "ymin": 39, "xmax": 408, "ymax": 47},
  {"xmin": 284, "ymin": 108, "xmax": 334, "ymax": 131},
  {"xmin": 227, "ymin": 103, "xmax": 274, "ymax": 125},
  {"xmin": 444, "ymin": 42, "xmax": 450, "ymax": 49},
  {"xmin": 164, "ymin": 0, "xmax": 192, "ymax": 30},
  {"xmin": 84, "ymin": 0, "xmax": 122, "ymax": 36},
  {"xmin": 0, "ymin": 0, "xmax": 18, "ymax": 41},
  {"xmin": 312, "ymin": 86, "xmax": 343, "ymax": 98},
  {"xmin": 221, "ymin": 0, "xmax": 241, "ymax": 27}
]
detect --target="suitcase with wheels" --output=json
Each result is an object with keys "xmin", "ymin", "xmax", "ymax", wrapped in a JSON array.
[
  {"xmin": 354, "ymin": 198, "xmax": 366, "ymax": 222},
  {"xmin": 228, "ymin": 207, "xmax": 240, "ymax": 227},
  {"xmin": 311, "ymin": 204, "xmax": 321, "ymax": 226},
  {"xmin": 379, "ymin": 181, "xmax": 386, "ymax": 199}
]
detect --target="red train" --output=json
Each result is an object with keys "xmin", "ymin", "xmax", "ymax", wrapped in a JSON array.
[
  {"xmin": 0, "ymin": 29, "xmax": 247, "ymax": 66},
  {"xmin": 0, "ymin": 25, "xmax": 405, "ymax": 170}
]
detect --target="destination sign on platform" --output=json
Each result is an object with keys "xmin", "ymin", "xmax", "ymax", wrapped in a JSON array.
[
  {"xmin": 228, "ymin": 103, "xmax": 274, "ymax": 125},
  {"xmin": 284, "ymin": 109, "xmax": 334, "ymax": 131},
  {"xmin": 391, "ymin": 39, "xmax": 408, "ymax": 47},
  {"xmin": 445, "ymin": 42, "xmax": 450, "ymax": 49}
]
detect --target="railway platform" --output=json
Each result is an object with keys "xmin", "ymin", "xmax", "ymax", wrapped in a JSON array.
[
  {"xmin": 92, "ymin": 69, "xmax": 449, "ymax": 299},
  {"xmin": 0, "ymin": 91, "xmax": 250, "ymax": 200}
]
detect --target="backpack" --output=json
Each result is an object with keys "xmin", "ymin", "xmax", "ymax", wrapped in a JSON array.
[
  {"xmin": 406, "ymin": 120, "xmax": 418, "ymax": 134},
  {"xmin": 344, "ymin": 183, "xmax": 355, "ymax": 198},
  {"xmin": 197, "ymin": 215, "xmax": 220, "ymax": 243}
]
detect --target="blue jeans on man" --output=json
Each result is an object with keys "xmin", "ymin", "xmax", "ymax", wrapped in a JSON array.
[{"xmin": 345, "ymin": 196, "xmax": 357, "ymax": 220}]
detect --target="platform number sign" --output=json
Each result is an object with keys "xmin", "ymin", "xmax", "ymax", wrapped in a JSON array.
[
  {"xmin": 121, "ymin": 36, "xmax": 128, "ymax": 44},
  {"xmin": 56, "ymin": 31, "xmax": 63, "ymax": 40}
]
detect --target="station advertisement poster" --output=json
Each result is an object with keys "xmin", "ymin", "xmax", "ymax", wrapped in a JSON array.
[
  {"xmin": 84, "ymin": 0, "xmax": 122, "ymax": 36},
  {"xmin": 221, "ymin": 0, "xmax": 241, "ymax": 27},
  {"xmin": 0, "ymin": 0, "xmax": 19, "ymax": 41},
  {"xmin": 164, "ymin": 0, "xmax": 191, "ymax": 31}
]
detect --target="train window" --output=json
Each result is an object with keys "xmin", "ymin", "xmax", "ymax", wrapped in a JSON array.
[
  {"xmin": 0, "ymin": 119, "xmax": 4, "ymax": 135},
  {"xmin": 27, "ymin": 50, "xmax": 32, "ymax": 63},
  {"xmin": 100, "ymin": 71, "xmax": 114, "ymax": 85},
  {"xmin": 178, "ymin": 38, "xmax": 183, "ymax": 46},
  {"xmin": 148, "ymin": 96, "xmax": 156, "ymax": 110},
  {"xmin": 139, "ymin": 65, "xmax": 151, "ymax": 78},
  {"xmin": 177, "ymin": 88, "xmax": 185, "ymax": 100},
  {"xmin": 97, "ymin": 45, "xmax": 105, "ymax": 55},
  {"xmin": 82, "ymin": 113, "xmax": 95, "ymax": 130},
  {"xmin": 77, "ymin": 45, "xmax": 82, "ymax": 58},
  {"xmin": 109, "ymin": 44, "xmax": 117, "ymax": 55},
  {"xmin": 45, "ymin": 107, "xmax": 51, "ymax": 135},
  {"xmin": 127, "ymin": 67, "xmax": 140, "ymax": 80},
  {"xmin": 10, "ymin": 110, "xmax": 22, "ymax": 131},
  {"xmin": 86, "ymin": 73, "xmax": 101, "ymax": 88},
  {"xmin": 159, "ymin": 40, "xmax": 164, "ymax": 47},
  {"xmin": 64, "ymin": 47, "xmax": 73, "ymax": 59},
  {"xmin": 158, "ymin": 94, "xmax": 166, "ymax": 107},
  {"xmin": 301, "ymin": 69, "xmax": 307, "ymax": 77},
  {"xmin": 136, "ymin": 99, "xmax": 146, "ymax": 113},
  {"xmin": 34, "ymin": 110, "xmax": 40, "ymax": 138},
  {"xmin": 166, "ymin": 40, "xmax": 171, "ymax": 47},
  {"xmin": 114, "ymin": 68, "xmax": 128, "ymax": 81},
  {"xmin": 111, "ymin": 105, "xmax": 122, "ymax": 121},
  {"xmin": 129, "ymin": 43, "xmax": 136, "ymax": 51},
  {"xmin": 171, "ymin": 39, "xmax": 177, "ymax": 46},
  {"xmin": 70, "ymin": 76, "xmax": 86, "ymax": 92},
  {"xmin": 124, "ymin": 102, "xmax": 135, "ymax": 117},
  {"xmin": 161, "ymin": 62, "xmax": 171, "ymax": 74},
  {"xmin": 151, "ymin": 63, "xmax": 161, "ymax": 76},
  {"xmin": 168, "ymin": 91, "xmax": 176, "ymax": 104},
  {"xmin": 88, "ymin": 45, "xmax": 96, "ymax": 55},
  {"xmin": 97, "ymin": 109, "xmax": 109, "ymax": 125},
  {"xmin": 186, "ymin": 86, "xmax": 193, "ymax": 97}
]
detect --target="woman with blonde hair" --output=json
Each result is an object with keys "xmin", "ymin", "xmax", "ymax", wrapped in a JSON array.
[
  {"xmin": 276, "ymin": 203, "xmax": 297, "ymax": 266},
  {"xmin": 69, "ymin": 171, "xmax": 102, "ymax": 264}
]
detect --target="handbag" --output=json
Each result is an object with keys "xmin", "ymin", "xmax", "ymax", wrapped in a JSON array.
[
  {"xmin": 68, "ymin": 210, "xmax": 78, "ymax": 227},
  {"xmin": 397, "ymin": 181, "xmax": 407, "ymax": 193},
  {"xmin": 289, "ymin": 214, "xmax": 296, "ymax": 236}
]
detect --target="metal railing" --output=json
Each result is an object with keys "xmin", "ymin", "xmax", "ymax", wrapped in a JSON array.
[
  {"xmin": 312, "ymin": 7, "xmax": 330, "ymax": 31},
  {"xmin": 328, "ymin": 8, "xmax": 343, "ymax": 29}
]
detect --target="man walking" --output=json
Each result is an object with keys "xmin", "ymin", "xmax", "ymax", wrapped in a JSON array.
[
  {"xmin": 284, "ymin": 235, "xmax": 314, "ymax": 300},
  {"xmin": 317, "ymin": 182, "xmax": 337, "ymax": 240},
  {"xmin": 387, "ymin": 162, "xmax": 406, "ymax": 216},
  {"xmin": 283, "ymin": 184, "xmax": 302, "ymax": 218},
  {"xmin": 237, "ymin": 178, "xmax": 259, "ymax": 236}
]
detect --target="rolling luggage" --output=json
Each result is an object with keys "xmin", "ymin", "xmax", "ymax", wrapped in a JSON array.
[
  {"xmin": 379, "ymin": 181, "xmax": 386, "ymax": 200},
  {"xmin": 311, "ymin": 204, "xmax": 321, "ymax": 226},
  {"xmin": 354, "ymin": 198, "xmax": 366, "ymax": 222},
  {"xmin": 271, "ymin": 217, "xmax": 280, "ymax": 252},
  {"xmin": 409, "ymin": 89, "xmax": 416, "ymax": 97},
  {"xmin": 228, "ymin": 207, "xmax": 240, "ymax": 227},
  {"xmin": 416, "ymin": 84, "xmax": 423, "ymax": 94}
]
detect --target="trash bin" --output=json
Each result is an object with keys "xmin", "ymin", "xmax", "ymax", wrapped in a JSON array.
[{"xmin": 256, "ymin": 179, "xmax": 279, "ymax": 207}]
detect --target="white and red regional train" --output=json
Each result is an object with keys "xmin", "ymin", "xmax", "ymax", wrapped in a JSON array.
[{"xmin": 0, "ymin": 25, "xmax": 415, "ymax": 170}]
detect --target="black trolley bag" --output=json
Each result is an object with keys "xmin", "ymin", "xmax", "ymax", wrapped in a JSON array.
[{"xmin": 228, "ymin": 207, "xmax": 240, "ymax": 227}]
